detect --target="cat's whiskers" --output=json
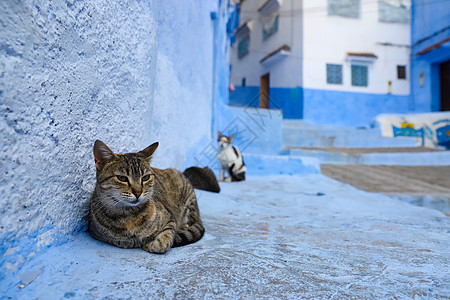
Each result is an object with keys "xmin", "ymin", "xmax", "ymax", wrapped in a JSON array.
[{"xmin": 89, "ymin": 140, "xmax": 204, "ymax": 253}]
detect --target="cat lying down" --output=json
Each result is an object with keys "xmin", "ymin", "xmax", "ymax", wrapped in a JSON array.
[{"xmin": 88, "ymin": 140, "xmax": 204, "ymax": 254}]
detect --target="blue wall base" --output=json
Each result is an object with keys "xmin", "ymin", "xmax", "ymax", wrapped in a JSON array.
[
  {"xmin": 229, "ymin": 86, "xmax": 411, "ymax": 127},
  {"xmin": 229, "ymin": 86, "xmax": 303, "ymax": 119},
  {"xmin": 303, "ymin": 89, "xmax": 410, "ymax": 127}
]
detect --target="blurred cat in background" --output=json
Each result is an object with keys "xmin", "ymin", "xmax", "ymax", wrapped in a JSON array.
[{"xmin": 217, "ymin": 131, "xmax": 246, "ymax": 182}]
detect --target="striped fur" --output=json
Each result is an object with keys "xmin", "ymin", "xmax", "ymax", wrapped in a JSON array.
[{"xmin": 88, "ymin": 140, "xmax": 204, "ymax": 254}]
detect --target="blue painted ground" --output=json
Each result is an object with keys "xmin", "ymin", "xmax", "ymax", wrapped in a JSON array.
[{"xmin": 1, "ymin": 175, "xmax": 449, "ymax": 299}]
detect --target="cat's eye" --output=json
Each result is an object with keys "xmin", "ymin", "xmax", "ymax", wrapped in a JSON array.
[
  {"xmin": 142, "ymin": 174, "xmax": 151, "ymax": 182},
  {"xmin": 116, "ymin": 175, "xmax": 128, "ymax": 182}
]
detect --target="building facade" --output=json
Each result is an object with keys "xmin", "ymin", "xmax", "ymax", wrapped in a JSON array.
[
  {"xmin": 410, "ymin": 0, "xmax": 450, "ymax": 113},
  {"xmin": 230, "ymin": 0, "xmax": 412, "ymax": 127}
]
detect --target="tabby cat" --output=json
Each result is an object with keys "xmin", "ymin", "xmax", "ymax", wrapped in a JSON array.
[{"xmin": 88, "ymin": 140, "xmax": 204, "ymax": 254}]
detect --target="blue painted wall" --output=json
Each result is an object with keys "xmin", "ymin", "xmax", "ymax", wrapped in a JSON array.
[
  {"xmin": 303, "ymin": 89, "xmax": 410, "ymax": 127},
  {"xmin": 229, "ymin": 86, "xmax": 303, "ymax": 119},
  {"xmin": 0, "ymin": 0, "xmax": 225, "ymax": 280},
  {"xmin": 151, "ymin": 0, "xmax": 217, "ymax": 170},
  {"xmin": 210, "ymin": 0, "xmax": 236, "ymax": 141},
  {"xmin": 0, "ymin": 0, "xmax": 158, "ymax": 279},
  {"xmin": 271, "ymin": 87, "xmax": 303, "ymax": 119},
  {"xmin": 228, "ymin": 86, "xmax": 408, "ymax": 126},
  {"xmin": 229, "ymin": 86, "xmax": 260, "ymax": 108},
  {"xmin": 411, "ymin": 0, "xmax": 450, "ymax": 112},
  {"xmin": 217, "ymin": 106, "xmax": 283, "ymax": 156}
]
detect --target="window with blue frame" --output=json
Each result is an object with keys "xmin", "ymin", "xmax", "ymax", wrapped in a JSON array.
[
  {"xmin": 326, "ymin": 64, "xmax": 343, "ymax": 84},
  {"xmin": 328, "ymin": 0, "xmax": 360, "ymax": 18},
  {"xmin": 262, "ymin": 14, "xmax": 279, "ymax": 41},
  {"xmin": 238, "ymin": 35, "xmax": 249, "ymax": 59},
  {"xmin": 379, "ymin": 1, "xmax": 410, "ymax": 24},
  {"xmin": 351, "ymin": 64, "xmax": 368, "ymax": 87}
]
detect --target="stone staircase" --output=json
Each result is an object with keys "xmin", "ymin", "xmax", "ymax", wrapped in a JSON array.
[
  {"xmin": 223, "ymin": 106, "xmax": 449, "ymax": 177},
  {"xmin": 281, "ymin": 120, "xmax": 450, "ymax": 165},
  {"xmin": 278, "ymin": 119, "xmax": 450, "ymax": 214},
  {"xmin": 283, "ymin": 120, "xmax": 419, "ymax": 149}
]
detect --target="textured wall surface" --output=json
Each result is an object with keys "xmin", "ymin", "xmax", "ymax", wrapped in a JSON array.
[
  {"xmin": 0, "ymin": 0, "xmax": 157, "ymax": 276},
  {"xmin": 150, "ymin": 1, "xmax": 216, "ymax": 170},
  {"xmin": 0, "ymin": 0, "xmax": 218, "ymax": 278}
]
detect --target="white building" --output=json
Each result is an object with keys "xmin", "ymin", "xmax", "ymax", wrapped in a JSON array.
[{"xmin": 230, "ymin": 0, "xmax": 412, "ymax": 126}]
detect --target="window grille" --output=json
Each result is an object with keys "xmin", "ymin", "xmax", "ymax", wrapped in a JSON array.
[
  {"xmin": 328, "ymin": 0, "xmax": 360, "ymax": 18},
  {"xmin": 351, "ymin": 65, "xmax": 368, "ymax": 87},
  {"xmin": 326, "ymin": 64, "xmax": 343, "ymax": 84},
  {"xmin": 262, "ymin": 14, "xmax": 279, "ymax": 41},
  {"xmin": 397, "ymin": 65, "xmax": 406, "ymax": 79},
  {"xmin": 238, "ymin": 36, "xmax": 250, "ymax": 59}
]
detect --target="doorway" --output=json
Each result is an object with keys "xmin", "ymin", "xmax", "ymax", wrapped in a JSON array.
[
  {"xmin": 260, "ymin": 73, "xmax": 269, "ymax": 109},
  {"xmin": 440, "ymin": 60, "xmax": 450, "ymax": 111}
]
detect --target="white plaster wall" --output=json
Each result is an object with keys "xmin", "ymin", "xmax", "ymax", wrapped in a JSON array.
[
  {"xmin": 230, "ymin": 0, "xmax": 303, "ymax": 88},
  {"xmin": 303, "ymin": 0, "xmax": 411, "ymax": 95}
]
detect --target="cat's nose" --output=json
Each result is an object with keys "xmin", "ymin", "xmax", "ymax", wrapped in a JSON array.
[{"xmin": 133, "ymin": 191, "xmax": 142, "ymax": 199}]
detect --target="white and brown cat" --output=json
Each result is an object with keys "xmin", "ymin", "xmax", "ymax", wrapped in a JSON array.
[{"xmin": 217, "ymin": 131, "xmax": 246, "ymax": 182}]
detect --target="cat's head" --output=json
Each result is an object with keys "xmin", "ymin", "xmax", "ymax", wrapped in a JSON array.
[
  {"xmin": 93, "ymin": 140, "xmax": 159, "ymax": 207},
  {"xmin": 218, "ymin": 131, "xmax": 234, "ymax": 150}
]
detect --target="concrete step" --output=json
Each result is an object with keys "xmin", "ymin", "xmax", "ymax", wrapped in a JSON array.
[
  {"xmin": 283, "ymin": 133, "xmax": 420, "ymax": 148},
  {"xmin": 288, "ymin": 148, "xmax": 450, "ymax": 165},
  {"xmin": 283, "ymin": 120, "xmax": 380, "ymax": 136},
  {"xmin": 282, "ymin": 127, "xmax": 381, "ymax": 139},
  {"xmin": 243, "ymin": 153, "xmax": 320, "ymax": 176},
  {"xmin": 282, "ymin": 120, "xmax": 421, "ymax": 148}
]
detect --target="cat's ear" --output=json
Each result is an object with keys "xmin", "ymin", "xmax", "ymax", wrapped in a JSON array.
[
  {"xmin": 138, "ymin": 142, "xmax": 159, "ymax": 160},
  {"xmin": 218, "ymin": 131, "xmax": 223, "ymax": 138},
  {"xmin": 229, "ymin": 135, "xmax": 234, "ymax": 142},
  {"xmin": 93, "ymin": 140, "xmax": 117, "ymax": 170}
]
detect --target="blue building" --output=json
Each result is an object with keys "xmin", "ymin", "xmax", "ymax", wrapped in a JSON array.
[{"xmin": 410, "ymin": 0, "xmax": 450, "ymax": 112}]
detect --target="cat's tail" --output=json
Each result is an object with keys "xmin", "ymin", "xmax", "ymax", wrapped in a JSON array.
[
  {"xmin": 183, "ymin": 166, "xmax": 220, "ymax": 193},
  {"xmin": 173, "ymin": 222, "xmax": 205, "ymax": 248}
]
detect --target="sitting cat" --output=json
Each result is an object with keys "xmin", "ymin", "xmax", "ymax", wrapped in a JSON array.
[
  {"xmin": 88, "ymin": 140, "xmax": 204, "ymax": 254},
  {"xmin": 217, "ymin": 131, "xmax": 246, "ymax": 182}
]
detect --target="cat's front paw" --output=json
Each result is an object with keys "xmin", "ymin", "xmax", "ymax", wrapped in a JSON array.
[
  {"xmin": 218, "ymin": 177, "xmax": 224, "ymax": 182},
  {"xmin": 143, "ymin": 233, "xmax": 173, "ymax": 254},
  {"xmin": 224, "ymin": 177, "xmax": 232, "ymax": 182}
]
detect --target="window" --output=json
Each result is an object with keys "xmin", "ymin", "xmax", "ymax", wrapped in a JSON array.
[
  {"xmin": 379, "ymin": 1, "xmax": 411, "ymax": 24},
  {"xmin": 326, "ymin": 64, "xmax": 343, "ymax": 84},
  {"xmin": 238, "ymin": 36, "xmax": 250, "ymax": 59},
  {"xmin": 351, "ymin": 65, "xmax": 368, "ymax": 87},
  {"xmin": 397, "ymin": 65, "xmax": 406, "ymax": 79},
  {"xmin": 262, "ymin": 14, "xmax": 279, "ymax": 41},
  {"xmin": 328, "ymin": 0, "xmax": 360, "ymax": 18}
]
